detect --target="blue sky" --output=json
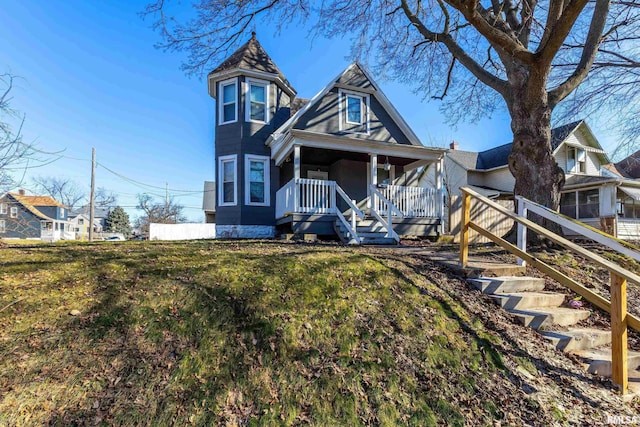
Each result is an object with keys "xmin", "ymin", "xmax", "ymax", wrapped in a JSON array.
[{"xmin": 0, "ymin": 1, "xmax": 612, "ymax": 222}]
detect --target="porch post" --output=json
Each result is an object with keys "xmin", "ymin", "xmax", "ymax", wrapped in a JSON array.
[
  {"xmin": 293, "ymin": 145, "xmax": 301, "ymax": 180},
  {"xmin": 436, "ymin": 157, "xmax": 443, "ymax": 231},
  {"xmin": 370, "ymin": 154, "xmax": 378, "ymax": 213}
]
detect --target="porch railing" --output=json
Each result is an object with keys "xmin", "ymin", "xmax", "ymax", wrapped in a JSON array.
[
  {"xmin": 275, "ymin": 178, "xmax": 364, "ymax": 242},
  {"xmin": 370, "ymin": 185, "xmax": 403, "ymax": 242},
  {"xmin": 376, "ymin": 185, "xmax": 438, "ymax": 218}
]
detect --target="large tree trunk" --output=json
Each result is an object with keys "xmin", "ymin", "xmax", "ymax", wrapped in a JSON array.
[{"xmin": 505, "ymin": 68, "xmax": 565, "ymax": 242}]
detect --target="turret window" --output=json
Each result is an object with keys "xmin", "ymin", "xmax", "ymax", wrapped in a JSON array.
[
  {"xmin": 246, "ymin": 78, "xmax": 269, "ymax": 123},
  {"xmin": 218, "ymin": 155, "xmax": 237, "ymax": 206},
  {"xmin": 245, "ymin": 155, "xmax": 270, "ymax": 206},
  {"xmin": 219, "ymin": 78, "xmax": 238, "ymax": 125}
]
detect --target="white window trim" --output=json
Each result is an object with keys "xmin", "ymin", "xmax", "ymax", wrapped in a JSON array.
[
  {"xmin": 338, "ymin": 89, "xmax": 370, "ymax": 134},
  {"xmin": 0, "ymin": 203, "xmax": 6, "ymax": 215},
  {"xmin": 245, "ymin": 154, "xmax": 270, "ymax": 206},
  {"xmin": 0, "ymin": 219, "xmax": 5, "ymax": 233},
  {"xmin": 218, "ymin": 155, "xmax": 238, "ymax": 207},
  {"xmin": 10, "ymin": 206, "xmax": 17, "ymax": 218},
  {"xmin": 245, "ymin": 78, "xmax": 270, "ymax": 124},
  {"xmin": 218, "ymin": 78, "xmax": 238, "ymax": 125}
]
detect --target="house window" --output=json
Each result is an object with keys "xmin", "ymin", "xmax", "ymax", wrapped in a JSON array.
[
  {"xmin": 245, "ymin": 155, "xmax": 270, "ymax": 206},
  {"xmin": 346, "ymin": 95, "xmax": 363, "ymax": 124},
  {"xmin": 246, "ymin": 79, "xmax": 269, "ymax": 123},
  {"xmin": 0, "ymin": 203, "xmax": 6, "ymax": 215},
  {"xmin": 218, "ymin": 155, "xmax": 237, "ymax": 206},
  {"xmin": 567, "ymin": 147, "xmax": 586, "ymax": 174},
  {"xmin": 60, "ymin": 208, "xmax": 65, "ymax": 218},
  {"xmin": 339, "ymin": 89, "xmax": 369, "ymax": 134},
  {"xmin": 0, "ymin": 220, "xmax": 5, "ymax": 233},
  {"xmin": 10, "ymin": 207, "xmax": 17, "ymax": 218},
  {"xmin": 78, "ymin": 218, "xmax": 84, "ymax": 225},
  {"xmin": 578, "ymin": 189, "xmax": 599, "ymax": 218},
  {"xmin": 219, "ymin": 78, "xmax": 238, "ymax": 125}
]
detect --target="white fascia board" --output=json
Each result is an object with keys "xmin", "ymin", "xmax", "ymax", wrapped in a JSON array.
[
  {"xmin": 272, "ymin": 130, "xmax": 444, "ymax": 165},
  {"xmin": 561, "ymin": 178, "xmax": 620, "ymax": 191},
  {"xmin": 208, "ymin": 68, "xmax": 296, "ymax": 99}
]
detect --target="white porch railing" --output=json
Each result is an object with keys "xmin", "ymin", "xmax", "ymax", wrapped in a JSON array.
[
  {"xmin": 376, "ymin": 185, "xmax": 438, "ymax": 217},
  {"xmin": 370, "ymin": 185, "xmax": 403, "ymax": 243},
  {"xmin": 275, "ymin": 178, "xmax": 364, "ymax": 242}
]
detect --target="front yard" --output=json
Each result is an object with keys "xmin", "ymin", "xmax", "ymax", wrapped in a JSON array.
[{"xmin": 0, "ymin": 240, "xmax": 637, "ymax": 425}]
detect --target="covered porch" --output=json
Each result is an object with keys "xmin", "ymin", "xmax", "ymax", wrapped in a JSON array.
[
  {"xmin": 272, "ymin": 130, "xmax": 445, "ymax": 243},
  {"xmin": 41, "ymin": 219, "xmax": 74, "ymax": 242}
]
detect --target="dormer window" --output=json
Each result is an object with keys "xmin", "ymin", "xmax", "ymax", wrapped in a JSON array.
[
  {"xmin": 246, "ymin": 78, "xmax": 269, "ymax": 123},
  {"xmin": 567, "ymin": 146, "xmax": 586, "ymax": 174},
  {"xmin": 339, "ymin": 89, "xmax": 369, "ymax": 134},
  {"xmin": 219, "ymin": 78, "xmax": 238, "ymax": 125}
]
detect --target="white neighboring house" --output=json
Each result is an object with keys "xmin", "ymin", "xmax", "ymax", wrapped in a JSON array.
[{"xmin": 421, "ymin": 120, "xmax": 640, "ymax": 240}]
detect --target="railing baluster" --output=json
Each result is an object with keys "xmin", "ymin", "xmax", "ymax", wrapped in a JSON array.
[
  {"xmin": 460, "ymin": 191, "xmax": 471, "ymax": 267},
  {"xmin": 517, "ymin": 200, "xmax": 528, "ymax": 267}
]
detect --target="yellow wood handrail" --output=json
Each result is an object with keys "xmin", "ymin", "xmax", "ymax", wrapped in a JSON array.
[{"xmin": 459, "ymin": 186, "xmax": 632, "ymax": 393}]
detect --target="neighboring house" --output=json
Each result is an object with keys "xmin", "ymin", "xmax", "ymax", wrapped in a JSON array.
[
  {"xmin": 203, "ymin": 33, "xmax": 445, "ymax": 242},
  {"xmin": 425, "ymin": 120, "xmax": 640, "ymax": 240},
  {"xmin": 69, "ymin": 205, "xmax": 111, "ymax": 232},
  {"xmin": 202, "ymin": 181, "xmax": 216, "ymax": 224},
  {"xmin": 68, "ymin": 213, "xmax": 104, "ymax": 240},
  {"xmin": 0, "ymin": 190, "xmax": 74, "ymax": 241}
]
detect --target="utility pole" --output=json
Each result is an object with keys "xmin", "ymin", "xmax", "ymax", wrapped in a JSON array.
[{"xmin": 89, "ymin": 147, "xmax": 96, "ymax": 241}]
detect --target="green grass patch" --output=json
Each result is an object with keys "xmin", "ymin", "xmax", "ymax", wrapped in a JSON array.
[{"xmin": 0, "ymin": 241, "xmax": 525, "ymax": 425}]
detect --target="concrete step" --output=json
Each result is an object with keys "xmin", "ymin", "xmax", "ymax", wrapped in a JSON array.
[
  {"xmin": 491, "ymin": 292, "xmax": 565, "ymax": 310},
  {"xmin": 509, "ymin": 306, "xmax": 591, "ymax": 329},
  {"xmin": 573, "ymin": 348, "xmax": 640, "ymax": 378},
  {"xmin": 540, "ymin": 328, "xmax": 611, "ymax": 352},
  {"xmin": 469, "ymin": 276, "xmax": 546, "ymax": 294},
  {"xmin": 360, "ymin": 237, "xmax": 396, "ymax": 245}
]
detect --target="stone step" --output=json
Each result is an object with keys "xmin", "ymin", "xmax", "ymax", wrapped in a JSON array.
[
  {"xmin": 573, "ymin": 348, "xmax": 640, "ymax": 378},
  {"xmin": 509, "ymin": 306, "xmax": 591, "ymax": 329},
  {"xmin": 359, "ymin": 237, "xmax": 396, "ymax": 245},
  {"xmin": 468, "ymin": 276, "xmax": 546, "ymax": 294},
  {"xmin": 540, "ymin": 328, "xmax": 612, "ymax": 352},
  {"xmin": 491, "ymin": 292, "xmax": 565, "ymax": 310}
]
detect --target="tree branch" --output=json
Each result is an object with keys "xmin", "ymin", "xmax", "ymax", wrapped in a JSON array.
[
  {"xmin": 400, "ymin": 0, "xmax": 508, "ymax": 95},
  {"xmin": 548, "ymin": 0, "xmax": 612, "ymax": 106}
]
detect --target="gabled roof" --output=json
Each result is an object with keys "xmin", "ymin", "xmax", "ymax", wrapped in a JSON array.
[
  {"xmin": 449, "ymin": 120, "xmax": 606, "ymax": 171},
  {"xmin": 268, "ymin": 62, "xmax": 424, "ymax": 147},
  {"xmin": 615, "ymin": 149, "xmax": 640, "ymax": 178},
  {"xmin": 69, "ymin": 205, "xmax": 111, "ymax": 219},
  {"xmin": 208, "ymin": 33, "xmax": 295, "ymax": 97},
  {"xmin": 4, "ymin": 193, "xmax": 65, "ymax": 221}
]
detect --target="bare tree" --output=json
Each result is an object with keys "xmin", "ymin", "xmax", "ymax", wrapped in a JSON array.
[
  {"xmin": 135, "ymin": 193, "xmax": 186, "ymax": 234},
  {"xmin": 95, "ymin": 187, "xmax": 118, "ymax": 208},
  {"xmin": 1, "ymin": 74, "xmax": 35, "ymax": 191},
  {"xmin": 32, "ymin": 176, "xmax": 85, "ymax": 210},
  {"xmin": 145, "ymin": 0, "xmax": 640, "ymax": 228}
]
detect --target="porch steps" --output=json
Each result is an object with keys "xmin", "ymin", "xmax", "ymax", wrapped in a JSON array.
[
  {"xmin": 334, "ymin": 217, "xmax": 396, "ymax": 245},
  {"xmin": 469, "ymin": 275, "xmax": 640, "ymax": 393}
]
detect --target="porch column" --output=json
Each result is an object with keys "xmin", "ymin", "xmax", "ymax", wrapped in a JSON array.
[
  {"xmin": 436, "ymin": 157, "xmax": 443, "ymax": 231},
  {"xmin": 370, "ymin": 153, "xmax": 378, "ymax": 213},
  {"xmin": 293, "ymin": 145, "xmax": 301, "ymax": 180},
  {"xmin": 370, "ymin": 154, "xmax": 378, "ymax": 186}
]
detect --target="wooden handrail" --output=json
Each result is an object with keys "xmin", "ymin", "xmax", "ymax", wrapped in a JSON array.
[
  {"xmin": 516, "ymin": 195, "xmax": 640, "ymax": 263},
  {"xmin": 460, "ymin": 186, "xmax": 636, "ymax": 393},
  {"xmin": 461, "ymin": 186, "xmax": 640, "ymax": 286}
]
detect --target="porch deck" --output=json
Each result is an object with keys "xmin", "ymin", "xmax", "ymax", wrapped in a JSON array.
[{"xmin": 275, "ymin": 178, "xmax": 442, "ymax": 242}]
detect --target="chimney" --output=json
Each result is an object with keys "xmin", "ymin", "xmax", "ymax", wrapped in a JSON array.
[
  {"xmin": 18, "ymin": 189, "xmax": 25, "ymax": 196},
  {"xmin": 450, "ymin": 141, "xmax": 459, "ymax": 150}
]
